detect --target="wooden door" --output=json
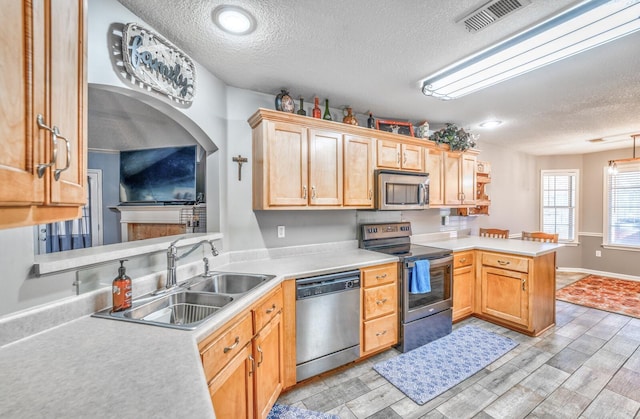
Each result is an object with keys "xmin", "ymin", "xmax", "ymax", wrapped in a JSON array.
[
  {"xmin": 426, "ymin": 148, "xmax": 444, "ymax": 206},
  {"xmin": 376, "ymin": 140, "xmax": 400, "ymax": 169},
  {"xmin": 460, "ymin": 153, "xmax": 477, "ymax": 205},
  {"xmin": 210, "ymin": 344, "xmax": 254, "ymax": 419},
  {"xmin": 401, "ymin": 144, "xmax": 423, "ymax": 171},
  {"xmin": 480, "ymin": 266, "xmax": 529, "ymax": 327},
  {"xmin": 308, "ymin": 129, "xmax": 342, "ymax": 206},
  {"xmin": 253, "ymin": 312, "xmax": 283, "ymax": 419},
  {"xmin": 48, "ymin": 0, "xmax": 86, "ymax": 205},
  {"xmin": 443, "ymin": 152, "xmax": 462, "ymax": 205},
  {"xmin": 267, "ymin": 121, "xmax": 308, "ymax": 206},
  {"xmin": 0, "ymin": 0, "xmax": 45, "ymax": 206},
  {"xmin": 343, "ymin": 135, "xmax": 373, "ymax": 207}
]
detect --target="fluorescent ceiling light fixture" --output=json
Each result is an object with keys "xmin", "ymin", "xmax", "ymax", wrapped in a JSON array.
[
  {"xmin": 213, "ymin": 5, "xmax": 256, "ymax": 35},
  {"xmin": 422, "ymin": 0, "xmax": 640, "ymax": 100},
  {"xmin": 479, "ymin": 120, "xmax": 503, "ymax": 128}
]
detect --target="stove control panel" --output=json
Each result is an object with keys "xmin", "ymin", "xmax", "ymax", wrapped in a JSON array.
[{"xmin": 361, "ymin": 222, "xmax": 412, "ymax": 241}]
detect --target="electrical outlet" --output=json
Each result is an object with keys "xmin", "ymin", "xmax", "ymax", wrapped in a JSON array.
[
  {"xmin": 595, "ymin": 250, "xmax": 602, "ymax": 257},
  {"xmin": 277, "ymin": 225, "xmax": 285, "ymax": 238}
]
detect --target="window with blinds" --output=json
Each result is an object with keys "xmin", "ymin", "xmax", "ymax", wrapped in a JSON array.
[
  {"xmin": 605, "ymin": 160, "xmax": 640, "ymax": 247},
  {"xmin": 540, "ymin": 170, "xmax": 578, "ymax": 242}
]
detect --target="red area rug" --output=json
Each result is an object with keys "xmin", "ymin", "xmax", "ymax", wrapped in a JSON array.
[{"xmin": 556, "ymin": 274, "xmax": 640, "ymax": 318}]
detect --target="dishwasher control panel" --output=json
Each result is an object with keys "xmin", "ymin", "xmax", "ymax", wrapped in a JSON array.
[{"xmin": 295, "ymin": 270, "xmax": 361, "ymax": 300}]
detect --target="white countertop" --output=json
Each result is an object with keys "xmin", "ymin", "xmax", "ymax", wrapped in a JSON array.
[
  {"xmin": 0, "ymin": 247, "xmax": 397, "ymax": 418},
  {"xmin": 412, "ymin": 236, "xmax": 563, "ymax": 256}
]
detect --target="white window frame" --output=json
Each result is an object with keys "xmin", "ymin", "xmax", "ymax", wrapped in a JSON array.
[
  {"xmin": 603, "ymin": 160, "xmax": 640, "ymax": 250},
  {"xmin": 540, "ymin": 169, "xmax": 579, "ymax": 244}
]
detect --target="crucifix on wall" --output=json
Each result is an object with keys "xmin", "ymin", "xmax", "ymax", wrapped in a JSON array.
[{"xmin": 232, "ymin": 154, "xmax": 248, "ymax": 181}]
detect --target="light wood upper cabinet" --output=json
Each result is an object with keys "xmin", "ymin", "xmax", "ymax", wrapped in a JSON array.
[
  {"xmin": 343, "ymin": 135, "xmax": 374, "ymax": 207},
  {"xmin": 254, "ymin": 120, "xmax": 308, "ymax": 207},
  {"xmin": 308, "ymin": 129, "xmax": 343, "ymax": 206},
  {"xmin": 0, "ymin": 0, "xmax": 87, "ymax": 229},
  {"xmin": 426, "ymin": 148, "xmax": 445, "ymax": 206},
  {"xmin": 376, "ymin": 140, "xmax": 424, "ymax": 172},
  {"xmin": 443, "ymin": 151, "xmax": 476, "ymax": 206}
]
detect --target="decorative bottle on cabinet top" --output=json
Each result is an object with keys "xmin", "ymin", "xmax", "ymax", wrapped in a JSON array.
[
  {"xmin": 297, "ymin": 97, "xmax": 306, "ymax": 116},
  {"xmin": 367, "ymin": 112, "xmax": 375, "ymax": 129},
  {"xmin": 312, "ymin": 97, "xmax": 321, "ymax": 118},
  {"xmin": 323, "ymin": 99, "xmax": 332, "ymax": 121},
  {"xmin": 342, "ymin": 107, "xmax": 358, "ymax": 126}
]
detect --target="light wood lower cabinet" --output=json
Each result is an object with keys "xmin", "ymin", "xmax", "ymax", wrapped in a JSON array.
[
  {"xmin": 476, "ymin": 251, "xmax": 556, "ymax": 336},
  {"xmin": 360, "ymin": 263, "xmax": 398, "ymax": 356},
  {"xmin": 201, "ymin": 287, "xmax": 284, "ymax": 419},
  {"xmin": 209, "ymin": 344, "xmax": 254, "ymax": 419},
  {"xmin": 452, "ymin": 251, "xmax": 474, "ymax": 322}
]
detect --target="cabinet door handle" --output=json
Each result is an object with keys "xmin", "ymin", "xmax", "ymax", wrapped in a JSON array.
[
  {"xmin": 36, "ymin": 114, "xmax": 58, "ymax": 178},
  {"xmin": 522, "ymin": 279, "xmax": 526, "ymax": 291},
  {"xmin": 375, "ymin": 273, "xmax": 387, "ymax": 280},
  {"xmin": 223, "ymin": 336, "xmax": 240, "ymax": 353},
  {"xmin": 53, "ymin": 132, "xmax": 71, "ymax": 181},
  {"xmin": 265, "ymin": 303, "xmax": 276, "ymax": 314},
  {"xmin": 497, "ymin": 260, "xmax": 510, "ymax": 266},
  {"xmin": 368, "ymin": 189, "xmax": 372, "ymax": 200},
  {"xmin": 302, "ymin": 185, "xmax": 307, "ymax": 199},
  {"xmin": 311, "ymin": 186, "xmax": 316, "ymax": 199},
  {"xmin": 397, "ymin": 151, "xmax": 401, "ymax": 165},
  {"xmin": 403, "ymin": 152, "xmax": 407, "ymax": 165},
  {"xmin": 248, "ymin": 354, "xmax": 255, "ymax": 376},
  {"xmin": 376, "ymin": 298, "xmax": 388, "ymax": 305},
  {"xmin": 257, "ymin": 345, "xmax": 264, "ymax": 367},
  {"xmin": 376, "ymin": 330, "xmax": 387, "ymax": 337}
]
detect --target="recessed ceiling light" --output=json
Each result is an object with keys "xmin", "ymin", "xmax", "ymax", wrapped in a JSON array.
[
  {"xmin": 479, "ymin": 120, "xmax": 503, "ymax": 129},
  {"xmin": 213, "ymin": 5, "xmax": 256, "ymax": 35}
]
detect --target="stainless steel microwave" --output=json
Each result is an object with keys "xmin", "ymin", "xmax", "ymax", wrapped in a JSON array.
[{"xmin": 376, "ymin": 170, "xmax": 429, "ymax": 210}]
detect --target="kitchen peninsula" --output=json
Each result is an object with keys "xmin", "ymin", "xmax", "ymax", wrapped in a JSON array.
[{"xmin": 0, "ymin": 237, "xmax": 560, "ymax": 417}]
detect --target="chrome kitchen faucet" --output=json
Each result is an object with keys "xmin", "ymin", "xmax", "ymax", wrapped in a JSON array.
[{"xmin": 165, "ymin": 238, "xmax": 219, "ymax": 289}]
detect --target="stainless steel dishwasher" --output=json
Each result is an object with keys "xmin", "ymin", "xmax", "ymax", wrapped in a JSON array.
[{"xmin": 295, "ymin": 270, "xmax": 361, "ymax": 382}]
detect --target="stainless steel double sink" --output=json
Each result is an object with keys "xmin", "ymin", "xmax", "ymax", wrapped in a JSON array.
[{"xmin": 92, "ymin": 272, "xmax": 276, "ymax": 330}]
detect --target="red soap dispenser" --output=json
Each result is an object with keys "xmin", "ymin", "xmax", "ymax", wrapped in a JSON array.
[{"xmin": 112, "ymin": 259, "xmax": 132, "ymax": 312}]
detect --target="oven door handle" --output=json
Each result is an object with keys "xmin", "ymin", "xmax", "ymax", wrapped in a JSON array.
[{"xmin": 405, "ymin": 256, "xmax": 452, "ymax": 269}]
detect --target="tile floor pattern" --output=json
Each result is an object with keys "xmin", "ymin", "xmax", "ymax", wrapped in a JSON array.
[{"xmin": 277, "ymin": 273, "xmax": 640, "ymax": 418}]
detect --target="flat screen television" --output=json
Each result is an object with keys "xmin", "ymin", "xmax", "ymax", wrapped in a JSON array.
[{"xmin": 119, "ymin": 145, "xmax": 203, "ymax": 204}]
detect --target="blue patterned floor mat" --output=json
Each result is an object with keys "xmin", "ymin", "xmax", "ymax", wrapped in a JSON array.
[
  {"xmin": 373, "ymin": 325, "xmax": 518, "ymax": 405},
  {"xmin": 267, "ymin": 403, "xmax": 339, "ymax": 419}
]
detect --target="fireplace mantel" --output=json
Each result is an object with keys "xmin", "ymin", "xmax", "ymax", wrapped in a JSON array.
[{"xmin": 113, "ymin": 204, "xmax": 206, "ymax": 241}]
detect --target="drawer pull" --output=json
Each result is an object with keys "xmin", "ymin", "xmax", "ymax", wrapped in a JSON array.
[
  {"xmin": 497, "ymin": 260, "xmax": 510, "ymax": 266},
  {"xmin": 459, "ymin": 258, "xmax": 467, "ymax": 263},
  {"xmin": 248, "ymin": 354, "xmax": 255, "ymax": 376},
  {"xmin": 376, "ymin": 298, "xmax": 388, "ymax": 305},
  {"xmin": 257, "ymin": 345, "xmax": 264, "ymax": 367},
  {"xmin": 376, "ymin": 330, "xmax": 387, "ymax": 337},
  {"xmin": 223, "ymin": 336, "xmax": 240, "ymax": 353},
  {"xmin": 375, "ymin": 273, "xmax": 387, "ymax": 280},
  {"xmin": 265, "ymin": 303, "xmax": 277, "ymax": 314}
]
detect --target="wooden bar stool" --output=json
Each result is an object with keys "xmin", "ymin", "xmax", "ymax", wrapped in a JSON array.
[
  {"xmin": 521, "ymin": 231, "xmax": 558, "ymax": 243},
  {"xmin": 479, "ymin": 228, "xmax": 510, "ymax": 239}
]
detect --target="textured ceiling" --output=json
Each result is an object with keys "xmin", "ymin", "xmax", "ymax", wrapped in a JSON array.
[{"xmin": 114, "ymin": 0, "xmax": 640, "ymax": 156}]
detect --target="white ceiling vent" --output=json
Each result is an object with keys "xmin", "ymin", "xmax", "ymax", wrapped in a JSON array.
[{"xmin": 459, "ymin": 0, "xmax": 532, "ymax": 33}]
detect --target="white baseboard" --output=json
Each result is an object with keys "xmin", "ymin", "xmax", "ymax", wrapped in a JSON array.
[{"xmin": 557, "ymin": 267, "xmax": 640, "ymax": 282}]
